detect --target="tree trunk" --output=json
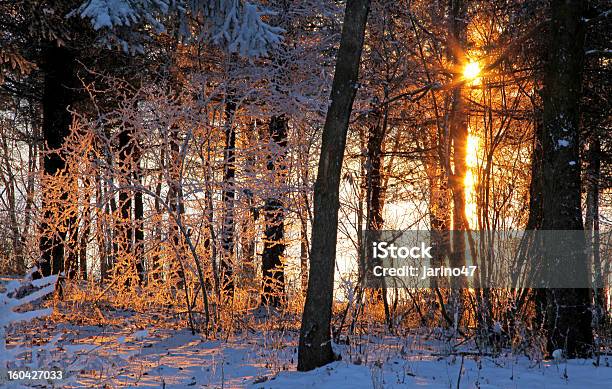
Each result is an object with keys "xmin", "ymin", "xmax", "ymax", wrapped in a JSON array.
[
  {"xmin": 79, "ymin": 176, "xmax": 92, "ymax": 280},
  {"xmin": 133, "ymin": 179, "xmax": 144, "ymax": 281},
  {"xmin": 240, "ymin": 190, "xmax": 257, "ymax": 283},
  {"xmin": 261, "ymin": 115, "xmax": 288, "ymax": 308},
  {"xmin": 240, "ymin": 121, "xmax": 258, "ymax": 289},
  {"xmin": 299, "ymin": 141, "xmax": 311, "ymax": 293},
  {"xmin": 523, "ymin": 111, "xmax": 547, "ymax": 329},
  {"xmin": 298, "ymin": 0, "xmax": 370, "ymax": 371},
  {"xmin": 365, "ymin": 109, "xmax": 391, "ymax": 328},
  {"xmin": 168, "ymin": 125, "xmax": 185, "ymax": 288},
  {"xmin": 540, "ymin": 0, "xmax": 592, "ymax": 358},
  {"xmin": 151, "ymin": 149, "xmax": 165, "ymax": 281},
  {"xmin": 0, "ymin": 126, "xmax": 23, "ymax": 274},
  {"xmin": 585, "ymin": 133, "xmax": 604, "ymax": 318},
  {"xmin": 97, "ymin": 171, "xmax": 110, "ymax": 281},
  {"xmin": 117, "ymin": 128, "xmax": 134, "ymax": 281},
  {"xmin": 366, "ymin": 112, "xmax": 385, "ymax": 233},
  {"xmin": 20, "ymin": 132, "xmax": 38, "ymax": 274},
  {"xmin": 204, "ymin": 145, "xmax": 220, "ymax": 298},
  {"xmin": 39, "ymin": 46, "xmax": 79, "ymax": 277},
  {"xmin": 447, "ymin": 0, "xmax": 469, "ymax": 330},
  {"xmin": 133, "ymin": 137, "xmax": 144, "ymax": 282},
  {"xmin": 220, "ymin": 95, "xmax": 237, "ymax": 297},
  {"xmin": 428, "ymin": 148, "xmax": 451, "ymax": 289}
]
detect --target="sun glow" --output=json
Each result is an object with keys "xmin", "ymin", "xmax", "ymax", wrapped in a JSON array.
[
  {"xmin": 464, "ymin": 133, "xmax": 480, "ymax": 229},
  {"xmin": 463, "ymin": 61, "xmax": 481, "ymax": 81}
]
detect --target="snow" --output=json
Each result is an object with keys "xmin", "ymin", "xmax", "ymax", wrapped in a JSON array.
[
  {"xmin": 1, "ymin": 281, "xmax": 609, "ymax": 388},
  {"xmin": 3, "ymin": 306, "xmax": 611, "ymax": 388},
  {"xmin": 1, "ymin": 273, "xmax": 58, "ymax": 379},
  {"xmin": 73, "ymin": 0, "xmax": 283, "ymax": 56},
  {"xmin": 74, "ymin": 0, "xmax": 170, "ymax": 30},
  {"xmin": 133, "ymin": 329, "xmax": 149, "ymax": 340},
  {"xmin": 254, "ymin": 362, "xmax": 372, "ymax": 388},
  {"xmin": 553, "ymin": 349, "xmax": 564, "ymax": 361}
]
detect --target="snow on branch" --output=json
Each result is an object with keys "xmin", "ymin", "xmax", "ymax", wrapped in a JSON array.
[
  {"xmin": 72, "ymin": 0, "xmax": 170, "ymax": 31},
  {"xmin": 189, "ymin": 0, "xmax": 284, "ymax": 57},
  {"xmin": 72, "ymin": 0, "xmax": 283, "ymax": 56},
  {"xmin": 1, "ymin": 270, "xmax": 57, "ymax": 369}
]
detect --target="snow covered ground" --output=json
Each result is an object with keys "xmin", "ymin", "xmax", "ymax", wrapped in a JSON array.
[{"xmin": 2, "ymin": 307, "xmax": 611, "ymax": 388}]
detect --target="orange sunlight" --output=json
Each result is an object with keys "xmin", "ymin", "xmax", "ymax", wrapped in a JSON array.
[
  {"xmin": 463, "ymin": 61, "xmax": 481, "ymax": 85},
  {"xmin": 464, "ymin": 132, "xmax": 480, "ymax": 229}
]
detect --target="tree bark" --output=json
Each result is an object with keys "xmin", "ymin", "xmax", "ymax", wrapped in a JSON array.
[
  {"xmin": 540, "ymin": 0, "xmax": 592, "ymax": 358},
  {"xmin": 298, "ymin": 0, "xmax": 370, "ymax": 371},
  {"xmin": 365, "ymin": 109, "xmax": 391, "ymax": 328},
  {"xmin": 96, "ymin": 171, "xmax": 110, "ymax": 281},
  {"xmin": 151, "ymin": 149, "xmax": 165, "ymax": 281},
  {"xmin": 428, "ymin": 146, "xmax": 451, "ymax": 289},
  {"xmin": 585, "ymin": 133, "xmax": 604, "ymax": 317},
  {"xmin": 39, "ymin": 46, "xmax": 79, "ymax": 277},
  {"xmin": 299, "ymin": 141, "xmax": 311, "ymax": 293},
  {"xmin": 117, "ymin": 128, "xmax": 134, "ymax": 280},
  {"xmin": 133, "ymin": 172, "xmax": 144, "ymax": 281},
  {"xmin": 240, "ymin": 121, "xmax": 258, "ymax": 289},
  {"xmin": 168, "ymin": 125, "xmax": 185, "ymax": 288},
  {"xmin": 448, "ymin": 0, "xmax": 468, "ymax": 289},
  {"xmin": 261, "ymin": 115, "xmax": 288, "ymax": 308},
  {"xmin": 446, "ymin": 0, "xmax": 469, "ymax": 331},
  {"xmin": 0, "ymin": 125, "xmax": 24, "ymax": 273},
  {"xmin": 220, "ymin": 95, "xmax": 237, "ymax": 297},
  {"xmin": 79, "ymin": 176, "xmax": 92, "ymax": 280}
]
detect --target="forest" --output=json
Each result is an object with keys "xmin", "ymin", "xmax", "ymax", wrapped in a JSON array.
[{"xmin": 0, "ymin": 0, "xmax": 610, "ymax": 387}]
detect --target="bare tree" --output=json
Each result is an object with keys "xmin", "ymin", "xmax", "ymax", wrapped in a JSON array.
[{"xmin": 298, "ymin": 0, "xmax": 371, "ymax": 371}]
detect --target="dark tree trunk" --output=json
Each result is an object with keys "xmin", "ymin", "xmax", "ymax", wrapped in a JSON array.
[
  {"xmin": 133, "ymin": 138, "xmax": 144, "ymax": 281},
  {"xmin": 540, "ymin": 0, "xmax": 592, "ymax": 358},
  {"xmin": 299, "ymin": 142, "xmax": 311, "ymax": 293},
  {"xmin": 527, "ymin": 114, "xmax": 544, "ymax": 232},
  {"xmin": 445, "ymin": 0, "xmax": 469, "ymax": 331},
  {"xmin": 116, "ymin": 127, "xmax": 143, "ymax": 284},
  {"xmin": 366, "ymin": 113, "xmax": 385, "ymax": 233},
  {"xmin": 118, "ymin": 128, "xmax": 133, "ymax": 269},
  {"xmin": 428, "ymin": 151, "xmax": 451, "ymax": 289},
  {"xmin": 203, "ymin": 145, "xmax": 220, "ymax": 298},
  {"xmin": 240, "ymin": 121, "xmax": 258, "ymax": 288},
  {"xmin": 299, "ymin": 212, "xmax": 309, "ymax": 292},
  {"xmin": 168, "ymin": 126, "xmax": 185, "ymax": 288},
  {"xmin": 298, "ymin": 0, "xmax": 370, "ymax": 371},
  {"xmin": 585, "ymin": 134, "xmax": 604, "ymax": 316},
  {"xmin": 220, "ymin": 96, "xmax": 237, "ymax": 297},
  {"xmin": 525, "ymin": 112, "xmax": 547, "ymax": 327},
  {"xmin": 261, "ymin": 115, "xmax": 288, "ymax": 308},
  {"xmin": 39, "ymin": 46, "xmax": 79, "ymax": 277},
  {"xmin": 240, "ymin": 190, "xmax": 257, "ymax": 283},
  {"xmin": 133, "ymin": 184, "xmax": 144, "ymax": 280},
  {"xmin": 365, "ymin": 110, "xmax": 391, "ymax": 328},
  {"xmin": 448, "ymin": 0, "xmax": 468, "ymax": 290}
]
